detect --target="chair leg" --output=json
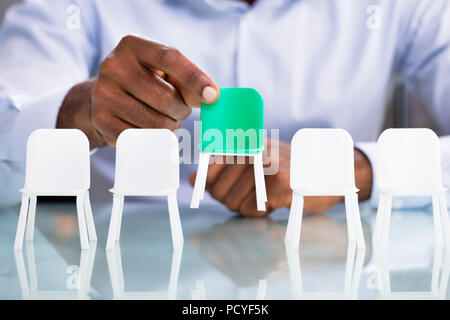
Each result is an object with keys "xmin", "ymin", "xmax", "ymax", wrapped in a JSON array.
[
  {"xmin": 190, "ymin": 152, "xmax": 210, "ymax": 209},
  {"xmin": 285, "ymin": 192, "xmax": 299, "ymax": 244},
  {"xmin": 14, "ymin": 195, "xmax": 30, "ymax": 250},
  {"xmin": 83, "ymin": 192, "xmax": 97, "ymax": 241},
  {"xmin": 438, "ymin": 192, "xmax": 450, "ymax": 246},
  {"xmin": 253, "ymin": 152, "xmax": 267, "ymax": 211},
  {"xmin": 285, "ymin": 193, "xmax": 304, "ymax": 250},
  {"xmin": 432, "ymin": 194, "xmax": 444, "ymax": 247},
  {"xmin": 106, "ymin": 194, "xmax": 122, "ymax": 250},
  {"xmin": 168, "ymin": 193, "xmax": 184, "ymax": 250},
  {"xmin": 76, "ymin": 194, "xmax": 89, "ymax": 250},
  {"xmin": 344, "ymin": 194, "xmax": 356, "ymax": 243},
  {"xmin": 351, "ymin": 193, "xmax": 366, "ymax": 250},
  {"xmin": 373, "ymin": 194, "xmax": 386, "ymax": 243},
  {"xmin": 25, "ymin": 196, "xmax": 37, "ymax": 241},
  {"xmin": 380, "ymin": 195, "xmax": 392, "ymax": 248},
  {"xmin": 199, "ymin": 154, "xmax": 211, "ymax": 201},
  {"xmin": 115, "ymin": 196, "xmax": 125, "ymax": 241}
]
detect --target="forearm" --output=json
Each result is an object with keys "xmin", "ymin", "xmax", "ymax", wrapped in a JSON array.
[{"xmin": 56, "ymin": 78, "xmax": 105, "ymax": 149}]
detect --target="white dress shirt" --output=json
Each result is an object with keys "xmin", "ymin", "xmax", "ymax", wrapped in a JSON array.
[{"xmin": 0, "ymin": 0, "xmax": 450, "ymax": 208}]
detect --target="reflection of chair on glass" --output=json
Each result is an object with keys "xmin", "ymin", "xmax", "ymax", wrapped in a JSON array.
[
  {"xmin": 189, "ymin": 279, "xmax": 267, "ymax": 300},
  {"xmin": 106, "ymin": 129, "xmax": 183, "ymax": 250},
  {"xmin": 14, "ymin": 129, "xmax": 97, "ymax": 250},
  {"xmin": 285, "ymin": 243, "xmax": 365, "ymax": 299},
  {"xmin": 373, "ymin": 129, "xmax": 450, "ymax": 247},
  {"xmin": 190, "ymin": 87, "xmax": 267, "ymax": 211},
  {"xmin": 373, "ymin": 244, "xmax": 450, "ymax": 299},
  {"xmin": 256, "ymin": 279, "xmax": 268, "ymax": 300},
  {"xmin": 190, "ymin": 281, "xmax": 206, "ymax": 300},
  {"xmin": 106, "ymin": 244, "xmax": 183, "ymax": 300},
  {"xmin": 285, "ymin": 129, "xmax": 366, "ymax": 250},
  {"xmin": 14, "ymin": 241, "xmax": 97, "ymax": 300}
]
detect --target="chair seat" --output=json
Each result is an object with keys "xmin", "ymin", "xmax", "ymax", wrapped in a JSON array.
[
  {"xmin": 379, "ymin": 187, "xmax": 447, "ymax": 196},
  {"xmin": 20, "ymin": 188, "xmax": 88, "ymax": 196},
  {"xmin": 293, "ymin": 187, "xmax": 359, "ymax": 197},
  {"xmin": 109, "ymin": 188, "xmax": 177, "ymax": 197}
]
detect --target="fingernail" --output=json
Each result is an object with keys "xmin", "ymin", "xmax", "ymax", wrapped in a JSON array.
[{"xmin": 202, "ymin": 86, "xmax": 218, "ymax": 103}]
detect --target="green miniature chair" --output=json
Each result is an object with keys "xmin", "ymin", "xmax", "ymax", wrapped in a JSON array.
[{"xmin": 190, "ymin": 87, "xmax": 267, "ymax": 211}]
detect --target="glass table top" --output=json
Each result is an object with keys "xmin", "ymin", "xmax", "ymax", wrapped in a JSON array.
[{"xmin": 0, "ymin": 199, "xmax": 448, "ymax": 300}]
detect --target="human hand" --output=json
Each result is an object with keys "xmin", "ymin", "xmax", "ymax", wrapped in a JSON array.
[{"xmin": 57, "ymin": 35, "xmax": 219, "ymax": 148}]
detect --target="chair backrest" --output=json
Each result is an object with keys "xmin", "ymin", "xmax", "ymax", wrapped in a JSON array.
[
  {"xmin": 377, "ymin": 128, "xmax": 442, "ymax": 194},
  {"xmin": 24, "ymin": 129, "xmax": 90, "ymax": 193},
  {"xmin": 114, "ymin": 129, "xmax": 179, "ymax": 193},
  {"xmin": 199, "ymin": 87, "xmax": 264, "ymax": 154},
  {"xmin": 290, "ymin": 129, "xmax": 356, "ymax": 193}
]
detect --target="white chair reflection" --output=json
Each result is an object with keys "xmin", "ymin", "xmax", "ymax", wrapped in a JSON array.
[
  {"xmin": 373, "ymin": 244, "xmax": 450, "ymax": 299},
  {"xmin": 286, "ymin": 242, "xmax": 365, "ymax": 299},
  {"xmin": 106, "ymin": 244, "xmax": 183, "ymax": 300},
  {"xmin": 256, "ymin": 279, "xmax": 268, "ymax": 300},
  {"xmin": 189, "ymin": 279, "xmax": 268, "ymax": 300},
  {"xmin": 14, "ymin": 241, "xmax": 96, "ymax": 300},
  {"xmin": 190, "ymin": 281, "xmax": 206, "ymax": 300}
]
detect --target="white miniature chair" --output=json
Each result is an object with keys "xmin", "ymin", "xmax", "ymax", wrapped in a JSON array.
[
  {"xmin": 106, "ymin": 244, "xmax": 183, "ymax": 300},
  {"xmin": 373, "ymin": 129, "xmax": 450, "ymax": 247},
  {"xmin": 285, "ymin": 129, "xmax": 366, "ymax": 250},
  {"xmin": 14, "ymin": 129, "xmax": 97, "ymax": 250},
  {"xmin": 106, "ymin": 129, "xmax": 183, "ymax": 250}
]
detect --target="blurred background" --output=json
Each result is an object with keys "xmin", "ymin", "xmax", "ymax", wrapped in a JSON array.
[
  {"xmin": 0, "ymin": 0, "xmax": 438, "ymax": 133},
  {"xmin": 0, "ymin": 0, "xmax": 17, "ymax": 24}
]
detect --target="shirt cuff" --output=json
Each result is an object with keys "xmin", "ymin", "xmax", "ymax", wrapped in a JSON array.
[{"xmin": 1, "ymin": 89, "xmax": 69, "ymax": 162}]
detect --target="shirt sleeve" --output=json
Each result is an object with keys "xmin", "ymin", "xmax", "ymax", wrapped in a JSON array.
[
  {"xmin": 397, "ymin": 0, "xmax": 450, "ymax": 208},
  {"xmin": 0, "ymin": 0, "xmax": 99, "ymax": 162},
  {"xmin": 357, "ymin": 0, "xmax": 450, "ymax": 210},
  {"xmin": 398, "ymin": 0, "xmax": 450, "ymax": 134}
]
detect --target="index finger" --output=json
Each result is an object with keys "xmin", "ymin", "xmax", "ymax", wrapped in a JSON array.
[{"xmin": 123, "ymin": 36, "xmax": 220, "ymax": 105}]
